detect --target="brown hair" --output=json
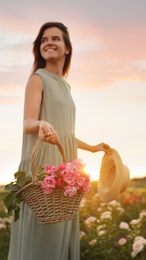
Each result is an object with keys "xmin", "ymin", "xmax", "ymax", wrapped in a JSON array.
[{"xmin": 32, "ymin": 22, "xmax": 72, "ymax": 77}]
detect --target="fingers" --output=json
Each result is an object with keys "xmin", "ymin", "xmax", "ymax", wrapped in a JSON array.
[
  {"xmin": 102, "ymin": 143, "xmax": 111, "ymax": 154},
  {"xmin": 38, "ymin": 121, "xmax": 55, "ymax": 137},
  {"xmin": 45, "ymin": 133, "xmax": 59, "ymax": 144},
  {"xmin": 44, "ymin": 130, "xmax": 59, "ymax": 144},
  {"xmin": 38, "ymin": 121, "xmax": 59, "ymax": 144},
  {"xmin": 46, "ymin": 127, "xmax": 57, "ymax": 135}
]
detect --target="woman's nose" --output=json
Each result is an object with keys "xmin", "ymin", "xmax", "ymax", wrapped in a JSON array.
[
  {"xmin": 47, "ymin": 38, "xmax": 53, "ymax": 45},
  {"xmin": 45, "ymin": 42, "xmax": 51, "ymax": 46}
]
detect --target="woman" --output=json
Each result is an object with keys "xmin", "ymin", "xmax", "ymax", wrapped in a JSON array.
[{"xmin": 8, "ymin": 22, "xmax": 110, "ymax": 260}]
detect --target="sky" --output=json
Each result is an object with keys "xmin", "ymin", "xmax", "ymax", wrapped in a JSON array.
[{"xmin": 0, "ymin": 0, "xmax": 146, "ymax": 184}]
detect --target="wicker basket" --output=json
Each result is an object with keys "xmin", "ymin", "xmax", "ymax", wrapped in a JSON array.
[{"xmin": 17, "ymin": 137, "xmax": 84, "ymax": 224}]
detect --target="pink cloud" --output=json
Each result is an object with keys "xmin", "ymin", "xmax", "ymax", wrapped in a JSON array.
[
  {"xmin": 101, "ymin": 27, "xmax": 146, "ymax": 61},
  {"xmin": 0, "ymin": 96, "xmax": 23, "ymax": 105},
  {"xmin": 0, "ymin": 1, "xmax": 146, "ymax": 90}
]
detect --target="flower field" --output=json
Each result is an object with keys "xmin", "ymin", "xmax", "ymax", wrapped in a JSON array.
[{"xmin": 1, "ymin": 178, "xmax": 146, "ymax": 260}]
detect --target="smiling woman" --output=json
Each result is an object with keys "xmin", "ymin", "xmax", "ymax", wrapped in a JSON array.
[
  {"xmin": 32, "ymin": 22, "xmax": 72, "ymax": 78},
  {"xmin": 39, "ymin": 27, "xmax": 70, "ymax": 74},
  {"xmin": 1, "ymin": 2, "xmax": 146, "ymax": 260},
  {"xmin": 7, "ymin": 21, "xmax": 110, "ymax": 260}
]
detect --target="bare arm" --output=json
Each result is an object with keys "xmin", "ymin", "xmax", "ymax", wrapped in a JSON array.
[
  {"xmin": 76, "ymin": 138, "xmax": 110, "ymax": 154},
  {"xmin": 23, "ymin": 74, "xmax": 43, "ymax": 134},
  {"xmin": 23, "ymin": 74, "xmax": 59, "ymax": 144}
]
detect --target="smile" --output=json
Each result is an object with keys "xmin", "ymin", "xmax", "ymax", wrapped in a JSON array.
[{"xmin": 45, "ymin": 47, "xmax": 56, "ymax": 52}]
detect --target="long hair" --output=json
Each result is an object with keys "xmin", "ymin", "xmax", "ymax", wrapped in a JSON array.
[{"xmin": 32, "ymin": 22, "xmax": 72, "ymax": 77}]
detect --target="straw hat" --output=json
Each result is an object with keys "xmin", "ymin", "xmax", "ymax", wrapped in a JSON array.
[{"xmin": 98, "ymin": 148, "xmax": 130, "ymax": 203}]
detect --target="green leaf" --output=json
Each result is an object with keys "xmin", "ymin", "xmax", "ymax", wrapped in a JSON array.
[
  {"xmin": 37, "ymin": 171, "xmax": 45, "ymax": 180},
  {"xmin": 4, "ymin": 192, "xmax": 17, "ymax": 210},
  {"xmin": 5, "ymin": 182, "xmax": 19, "ymax": 192},
  {"xmin": 3, "ymin": 171, "xmax": 31, "ymax": 222},
  {"xmin": 7, "ymin": 203, "xmax": 17, "ymax": 214},
  {"xmin": 15, "ymin": 172, "xmax": 31, "ymax": 188},
  {"xmin": 14, "ymin": 171, "xmax": 26, "ymax": 179},
  {"xmin": 14, "ymin": 206, "xmax": 20, "ymax": 222},
  {"xmin": 37, "ymin": 166, "xmax": 45, "ymax": 172}
]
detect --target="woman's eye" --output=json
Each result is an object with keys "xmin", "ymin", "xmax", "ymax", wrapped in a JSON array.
[
  {"xmin": 53, "ymin": 36, "xmax": 60, "ymax": 41},
  {"xmin": 41, "ymin": 38, "xmax": 47, "ymax": 43}
]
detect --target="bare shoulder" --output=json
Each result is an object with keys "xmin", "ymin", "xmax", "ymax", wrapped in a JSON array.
[{"xmin": 25, "ymin": 74, "xmax": 43, "ymax": 93}]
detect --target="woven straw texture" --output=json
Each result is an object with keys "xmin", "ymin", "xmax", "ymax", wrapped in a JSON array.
[{"xmin": 17, "ymin": 184, "xmax": 83, "ymax": 224}]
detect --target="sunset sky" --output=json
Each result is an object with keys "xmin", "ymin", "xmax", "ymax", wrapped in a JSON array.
[{"xmin": 0, "ymin": 0, "xmax": 146, "ymax": 184}]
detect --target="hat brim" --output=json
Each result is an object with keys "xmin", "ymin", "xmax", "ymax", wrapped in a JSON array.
[{"xmin": 98, "ymin": 149, "xmax": 130, "ymax": 203}]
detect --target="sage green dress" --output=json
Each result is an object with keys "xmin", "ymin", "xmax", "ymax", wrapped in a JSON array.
[{"xmin": 8, "ymin": 69, "xmax": 80, "ymax": 260}]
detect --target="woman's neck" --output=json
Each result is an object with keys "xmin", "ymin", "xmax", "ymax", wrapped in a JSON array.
[{"xmin": 44, "ymin": 61, "xmax": 63, "ymax": 78}]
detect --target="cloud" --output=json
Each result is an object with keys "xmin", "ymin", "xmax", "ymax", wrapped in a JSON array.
[
  {"xmin": 0, "ymin": 0, "xmax": 146, "ymax": 185},
  {"xmin": 0, "ymin": 38, "xmax": 33, "ymax": 67},
  {"xmin": 0, "ymin": 96, "xmax": 23, "ymax": 105},
  {"xmin": 128, "ymin": 95, "xmax": 146, "ymax": 103},
  {"xmin": 0, "ymin": 39, "xmax": 33, "ymax": 92},
  {"xmin": 69, "ymin": 51, "xmax": 146, "ymax": 89},
  {"xmin": 0, "ymin": 69, "xmax": 29, "ymax": 93},
  {"xmin": 1, "ymin": 0, "xmax": 146, "ymax": 34},
  {"xmin": 0, "ymin": 0, "xmax": 146, "ymax": 92}
]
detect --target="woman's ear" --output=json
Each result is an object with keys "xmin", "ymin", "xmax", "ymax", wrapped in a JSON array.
[{"xmin": 65, "ymin": 47, "xmax": 70, "ymax": 55}]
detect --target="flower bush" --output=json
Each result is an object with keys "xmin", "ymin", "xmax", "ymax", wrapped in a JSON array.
[
  {"xmin": 79, "ymin": 186, "xmax": 146, "ymax": 260},
  {"xmin": 0, "ymin": 195, "xmax": 12, "ymax": 260},
  {"xmin": 1, "ymin": 178, "xmax": 146, "ymax": 259}
]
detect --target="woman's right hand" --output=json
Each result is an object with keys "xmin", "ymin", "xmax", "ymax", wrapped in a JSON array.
[{"xmin": 38, "ymin": 120, "xmax": 59, "ymax": 144}]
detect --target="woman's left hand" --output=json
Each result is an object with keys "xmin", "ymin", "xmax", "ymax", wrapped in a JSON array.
[{"xmin": 91, "ymin": 142, "xmax": 111, "ymax": 154}]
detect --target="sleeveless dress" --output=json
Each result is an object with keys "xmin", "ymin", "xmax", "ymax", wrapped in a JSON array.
[{"xmin": 8, "ymin": 69, "xmax": 80, "ymax": 260}]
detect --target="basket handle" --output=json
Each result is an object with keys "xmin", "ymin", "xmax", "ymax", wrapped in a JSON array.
[{"xmin": 31, "ymin": 137, "xmax": 67, "ymax": 182}]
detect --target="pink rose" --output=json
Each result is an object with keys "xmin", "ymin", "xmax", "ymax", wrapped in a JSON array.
[
  {"xmin": 85, "ymin": 174, "xmax": 90, "ymax": 182},
  {"xmin": 64, "ymin": 186, "xmax": 77, "ymax": 197},
  {"xmin": 76, "ymin": 176, "xmax": 85, "ymax": 187},
  {"xmin": 132, "ymin": 241, "xmax": 144, "ymax": 253},
  {"xmin": 41, "ymin": 176, "xmax": 56, "ymax": 189},
  {"xmin": 58, "ymin": 163, "xmax": 66, "ymax": 173},
  {"xmin": 80, "ymin": 231, "xmax": 86, "ymax": 239},
  {"xmin": 118, "ymin": 238, "xmax": 127, "ymax": 245},
  {"xmin": 63, "ymin": 173, "xmax": 77, "ymax": 185},
  {"xmin": 46, "ymin": 165, "xmax": 57, "ymax": 175},
  {"xmin": 89, "ymin": 239, "xmax": 97, "ymax": 246},
  {"xmin": 131, "ymin": 251, "xmax": 138, "ymax": 257},
  {"xmin": 65, "ymin": 159, "xmax": 85, "ymax": 174},
  {"xmin": 40, "ymin": 158, "xmax": 90, "ymax": 197},
  {"xmin": 56, "ymin": 178, "xmax": 64, "ymax": 187},
  {"xmin": 72, "ymin": 158, "xmax": 85, "ymax": 169},
  {"xmin": 85, "ymin": 216, "xmax": 96, "ymax": 225},
  {"xmin": 65, "ymin": 163, "xmax": 77, "ymax": 175},
  {"xmin": 100, "ymin": 211, "xmax": 112, "ymax": 220},
  {"xmin": 119, "ymin": 222, "xmax": 129, "ymax": 230},
  {"xmin": 82, "ymin": 181, "xmax": 90, "ymax": 193},
  {"xmin": 134, "ymin": 236, "xmax": 146, "ymax": 245},
  {"xmin": 98, "ymin": 230, "xmax": 106, "ymax": 236}
]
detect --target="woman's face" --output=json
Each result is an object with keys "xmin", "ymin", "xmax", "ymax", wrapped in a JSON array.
[{"xmin": 40, "ymin": 27, "xmax": 69, "ymax": 63}]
